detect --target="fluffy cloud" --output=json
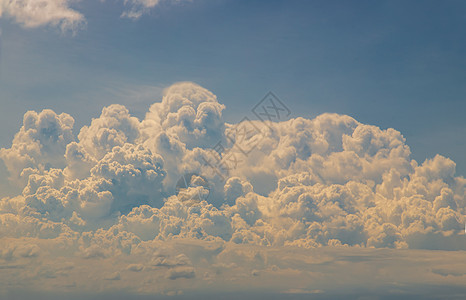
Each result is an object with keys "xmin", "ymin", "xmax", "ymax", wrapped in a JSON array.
[
  {"xmin": 0, "ymin": 109, "xmax": 74, "ymax": 187},
  {"xmin": 78, "ymin": 104, "xmax": 141, "ymax": 161},
  {"xmin": 0, "ymin": 82, "xmax": 465, "ymax": 297},
  {"xmin": 143, "ymin": 81, "xmax": 225, "ymax": 150},
  {"xmin": 0, "ymin": 0, "xmax": 85, "ymax": 32},
  {"xmin": 0, "ymin": 0, "xmax": 192, "ymax": 32}
]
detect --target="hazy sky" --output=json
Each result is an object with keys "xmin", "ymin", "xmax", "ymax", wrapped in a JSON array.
[{"xmin": 0, "ymin": 1, "xmax": 465, "ymax": 299}]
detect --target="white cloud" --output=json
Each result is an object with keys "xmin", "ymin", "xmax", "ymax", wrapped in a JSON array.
[
  {"xmin": 0, "ymin": 82, "xmax": 465, "ymax": 296},
  {"xmin": 0, "ymin": 109, "xmax": 74, "ymax": 187},
  {"xmin": 121, "ymin": 0, "xmax": 192, "ymax": 20},
  {"xmin": 0, "ymin": 0, "xmax": 86, "ymax": 32},
  {"xmin": 0, "ymin": 0, "xmax": 194, "ymax": 32},
  {"xmin": 78, "ymin": 104, "xmax": 141, "ymax": 161}
]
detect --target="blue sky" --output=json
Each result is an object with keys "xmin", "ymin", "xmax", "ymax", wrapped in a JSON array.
[
  {"xmin": 0, "ymin": 1, "xmax": 466, "ymax": 298},
  {"xmin": 1, "ymin": 0, "xmax": 465, "ymax": 177}
]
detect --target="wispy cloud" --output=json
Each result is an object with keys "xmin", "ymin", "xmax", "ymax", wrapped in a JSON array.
[{"xmin": 121, "ymin": 0, "xmax": 192, "ymax": 20}]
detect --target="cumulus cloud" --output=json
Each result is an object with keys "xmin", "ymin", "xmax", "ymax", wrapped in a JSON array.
[
  {"xmin": 0, "ymin": 82, "xmax": 465, "ymax": 296},
  {"xmin": 0, "ymin": 0, "xmax": 86, "ymax": 32},
  {"xmin": 0, "ymin": 109, "xmax": 74, "ymax": 187}
]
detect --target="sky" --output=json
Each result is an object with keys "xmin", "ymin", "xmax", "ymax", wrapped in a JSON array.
[
  {"xmin": 0, "ymin": 0, "xmax": 465, "ymax": 299},
  {"xmin": 1, "ymin": 0, "xmax": 465, "ymax": 177}
]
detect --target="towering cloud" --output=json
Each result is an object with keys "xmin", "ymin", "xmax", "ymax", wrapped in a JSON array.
[
  {"xmin": 0, "ymin": 109, "xmax": 74, "ymax": 187},
  {"xmin": 0, "ymin": 82, "xmax": 464, "ymax": 296}
]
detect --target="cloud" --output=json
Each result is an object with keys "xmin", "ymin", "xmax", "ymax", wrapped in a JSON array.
[
  {"xmin": 0, "ymin": 0, "xmax": 86, "ymax": 32},
  {"xmin": 167, "ymin": 266, "xmax": 195, "ymax": 280},
  {"xmin": 0, "ymin": 0, "xmax": 193, "ymax": 32},
  {"xmin": 2, "ymin": 238, "xmax": 465, "ymax": 298},
  {"xmin": 121, "ymin": 0, "xmax": 192, "ymax": 20},
  {"xmin": 0, "ymin": 82, "xmax": 465, "ymax": 296},
  {"xmin": 78, "ymin": 104, "xmax": 141, "ymax": 161},
  {"xmin": 0, "ymin": 109, "xmax": 74, "ymax": 187}
]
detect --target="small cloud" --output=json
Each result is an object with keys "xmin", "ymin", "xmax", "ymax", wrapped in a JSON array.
[
  {"xmin": 167, "ymin": 266, "xmax": 195, "ymax": 280},
  {"xmin": 121, "ymin": 0, "xmax": 192, "ymax": 20},
  {"xmin": 120, "ymin": 9, "xmax": 144, "ymax": 20},
  {"xmin": 127, "ymin": 264, "xmax": 144, "ymax": 272},
  {"xmin": 152, "ymin": 253, "xmax": 191, "ymax": 268},
  {"xmin": 0, "ymin": 0, "xmax": 86, "ymax": 33},
  {"xmin": 105, "ymin": 272, "xmax": 121, "ymax": 280},
  {"xmin": 432, "ymin": 268, "xmax": 465, "ymax": 277},
  {"xmin": 81, "ymin": 245, "xmax": 109, "ymax": 259}
]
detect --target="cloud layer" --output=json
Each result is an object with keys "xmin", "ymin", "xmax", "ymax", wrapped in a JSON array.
[{"xmin": 0, "ymin": 82, "xmax": 465, "ymax": 296}]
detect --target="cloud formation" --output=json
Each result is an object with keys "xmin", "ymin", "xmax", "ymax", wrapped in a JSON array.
[
  {"xmin": 0, "ymin": 0, "xmax": 191, "ymax": 31},
  {"xmin": 0, "ymin": 82, "xmax": 465, "ymax": 296},
  {"xmin": 0, "ymin": 0, "xmax": 85, "ymax": 32}
]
